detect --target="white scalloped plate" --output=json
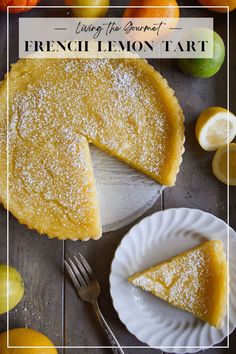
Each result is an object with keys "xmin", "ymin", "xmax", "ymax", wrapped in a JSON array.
[{"xmin": 110, "ymin": 208, "xmax": 236, "ymax": 353}]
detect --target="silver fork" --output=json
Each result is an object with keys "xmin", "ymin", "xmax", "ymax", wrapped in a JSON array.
[{"xmin": 65, "ymin": 253, "xmax": 125, "ymax": 354}]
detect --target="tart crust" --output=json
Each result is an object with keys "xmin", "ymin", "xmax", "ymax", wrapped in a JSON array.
[{"xmin": 0, "ymin": 58, "xmax": 184, "ymax": 240}]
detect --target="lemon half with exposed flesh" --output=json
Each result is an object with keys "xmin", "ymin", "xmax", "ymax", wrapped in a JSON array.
[
  {"xmin": 212, "ymin": 143, "xmax": 236, "ymax": 185},
  {"xmin": 196, "ymin": 107, "xmax": 236, "ymax": 151}
]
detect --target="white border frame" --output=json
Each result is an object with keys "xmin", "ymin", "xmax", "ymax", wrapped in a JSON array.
[{"xmin": 6, "ymin": 4, "xmax": 230, "ymax": 351}]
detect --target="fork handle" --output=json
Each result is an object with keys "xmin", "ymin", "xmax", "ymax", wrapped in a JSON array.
[{"xmin": 92, "ymin": 301, "xmax": 125, "ymax": 354}]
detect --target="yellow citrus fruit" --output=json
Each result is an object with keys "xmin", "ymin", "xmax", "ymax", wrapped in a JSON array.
[
  {"xmin": 195, "ymin": 107, "xmax": 236, "ymax": 151},
  {"xmin": 212, "ymin": 143, "xmax": 236, "ymax": 185},
  {"xmin": 64, "ymin": 0, "xmax": 109, "ymax": 18},
  {"xmin": 0, "ymin": 328, "xmax": 58, "ymax": 354},
  {"xmin": 0, "ymin": 264, "xmax": 24, "ymax": 315}
]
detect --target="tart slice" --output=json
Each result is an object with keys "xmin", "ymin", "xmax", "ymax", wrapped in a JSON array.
[{"xmin": 128, "ymin": 240, "xmax": 228, "ymax": 328}]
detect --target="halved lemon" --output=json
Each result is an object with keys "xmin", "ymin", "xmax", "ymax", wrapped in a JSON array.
[
  {"xmin": 212, "ymin": 143, "xmax": 236, "ymax": 185},
  {"xmin": 195, "ymin": 107, "xmax": 236, "ymax": 151}
]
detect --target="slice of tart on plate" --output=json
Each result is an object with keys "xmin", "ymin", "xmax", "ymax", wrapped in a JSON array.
[
  {"xmin": 128, "ymin": 240, "xmax": 228, "ymax": 328},
  {"xmin": 110, "ymin": 208, "xmax": 236, "ymax": 352}
]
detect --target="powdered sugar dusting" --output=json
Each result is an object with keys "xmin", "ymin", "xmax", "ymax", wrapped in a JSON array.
[
  {"xmin": 131, "ymin": 242, "xmax": 224, "ymax": 321},
  {"xmin": 0, "ymin": 57, "xmax": 176, "ymax": 238}
]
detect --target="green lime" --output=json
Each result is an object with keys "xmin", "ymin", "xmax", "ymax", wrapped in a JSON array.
[{"xmin": 178, "ymin": 30, "xmax": 225, "ymax": 78}]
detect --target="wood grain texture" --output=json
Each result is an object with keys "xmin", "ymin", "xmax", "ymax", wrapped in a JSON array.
[
  {"xmin": 0, "ymin": 0, "xmax": 235, "ymax": 353},
  {"xmin": 64, "ymin": 199, "xmax": 163, "ymax": 353},
  {"xmin": 161, "ymin": 2, "xmax": 236, "ymax": 353},
  {"xmin": 0, "ymin": 7, "xmax": 65, "ymax": 353},
  {"xmin": 8, "ymin": 215, "xmax": 65, "ymax": 350}
]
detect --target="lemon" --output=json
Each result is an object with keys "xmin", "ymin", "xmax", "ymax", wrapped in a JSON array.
[
  {"xmin": 0, "ymin": 328, "xmax": 58, "ymax": 354},
  {"xmin": 0, "ymin": 264, "xmax": 24, "ymax": 314},
  {"xmin": 195, "ymin": 107, "xmax": 236, "ymax": 151},
  {"xmin": 178, "ymin": 30, "xmax": 225, "ymax": 78},
  {"xmin": 65, "ymin": 0, "xmax": 109, "ymax": 18},
  {"xmin": 212, "ymin": 143, "xmax": 236, "ymax": 185}
]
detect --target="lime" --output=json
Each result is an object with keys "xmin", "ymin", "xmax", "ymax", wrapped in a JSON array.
[
  {"xmin": 0, "ymin": 264, "xmax": 24, "ymax": 314},
  {"xmin": 178, "ymin": 30, "xmax": 225, "ymax": 78}
]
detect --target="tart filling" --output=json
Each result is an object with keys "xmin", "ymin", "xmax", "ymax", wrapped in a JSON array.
[
  {"xmin": 0, "ymin": 58, "xmax": 184, "ymax": 240},
  {"xmin": 128, "ymin": 240, "xmax": 228, "ymax": 328}
]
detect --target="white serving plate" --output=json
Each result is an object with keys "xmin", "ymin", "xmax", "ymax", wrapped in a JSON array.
[
  {"xmin": 110, "ymin": 208, "xmax": 236, "ymax": 353},
  {"xmin": 90, "ymin": 145, "xmax": 163, "ymax": 232}
]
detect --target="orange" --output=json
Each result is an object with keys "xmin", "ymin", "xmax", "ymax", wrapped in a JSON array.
[
  {"xmin": 123, "ymin": 0, "xmax": 179, "ymax": 19},
  {"xmin": 123, "ymin": 0, "xmax": 179, "ymax": 42},
  {"xmin": 0, "ymin": 0, "xmax": 40, "ymax": 13},
  {"xmin": 198, "ymin": 0, "xmax": 236, "ymax": 12},
  {"xmin": 0, "ymin": 328, "xmax": 58, "ymax": 354}
]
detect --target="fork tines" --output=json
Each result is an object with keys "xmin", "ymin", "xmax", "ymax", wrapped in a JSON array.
[{"xmin": 64, "ymin": 253, "xmax": 95, "ymax": 289}]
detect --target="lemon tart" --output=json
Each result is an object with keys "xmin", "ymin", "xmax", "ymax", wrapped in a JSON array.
[
  {"xmin": 128, "ymin": 240, "xmax": 228, "ymax": 328},
  {"xmin": 0, "ymin": 58, "xmax": 184, "ymax": 240}
]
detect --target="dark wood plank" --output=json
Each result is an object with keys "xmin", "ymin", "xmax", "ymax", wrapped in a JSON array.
[
  {"xmin": 0, "ymin": 215, "xmax": 65, "ymax": 353},
  {"xmin": 0, "ymin": 209, "xmax": 7, "ymax": 333},
  {"xmin": 0, "ymin": 5, "xmax": 65, "ymax": 353},
  {"xmin": 8, "ymin": 215, "xmax": 65, "ymax": 353},
  {"xmin": 63, "ymin": 2, "xmax": 163, "ymax": 352},
  {"xmin": 64, "ymin": 199, "xmax": 163, "ymax": 354},
  {"xmin": 161, "ymin": 2, "xmax": 236, "ymax": 353}
]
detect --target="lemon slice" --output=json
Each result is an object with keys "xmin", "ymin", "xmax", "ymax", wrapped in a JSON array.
[
  {"xmin": 212, "ymin": 143, "xmax": 236, "ymax": 186},
  {"xmin": 195, "ymin": 107, "xmax": 236, "ymax": 151}
]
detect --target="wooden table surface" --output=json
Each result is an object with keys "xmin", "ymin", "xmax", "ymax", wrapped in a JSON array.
[{"xmin": 0, "ymin": 1, "xmax": 236, "ymax": 353}]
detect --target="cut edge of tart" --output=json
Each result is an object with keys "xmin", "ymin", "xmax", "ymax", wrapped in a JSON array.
[
  {"xmin": 0, "ymin": 57, "xmax": 185, "ymax": 240},
  {"xmin": 136, "ymin": 59, "xmax": 185, "ymax": 187},
  {"xmin": 0, "ymin": 75, "xmax": 102, "ymax": 241},
  {"xmin": 128, "ymin": 240, "xmax": 228, "ymax": 328},
  {"xmin": 82, "ymin": 58, "xmax": 185, "ymax": 187}
]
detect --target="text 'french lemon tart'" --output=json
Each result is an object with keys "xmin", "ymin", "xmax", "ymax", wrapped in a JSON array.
[
  {"xmin": 128, "ymin": 240, "xmax": 228, "ymax": 328},
  {"xmin": 0, "ymin": 58, "xmax": 184, "ymax": 240}
]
